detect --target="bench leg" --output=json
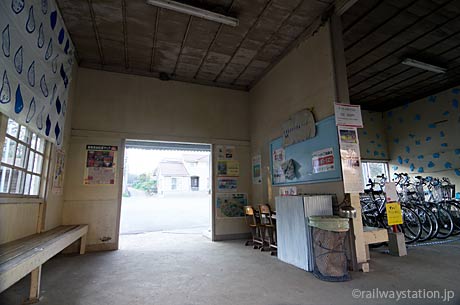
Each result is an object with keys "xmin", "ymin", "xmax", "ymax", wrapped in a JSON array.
[
  {"xmin": 79, "ymin": 234, "xmax": 87, "ymax": 255},
  {"xmin": 24, "ymin": 266, "xmax": 41, "ymax": 304}
]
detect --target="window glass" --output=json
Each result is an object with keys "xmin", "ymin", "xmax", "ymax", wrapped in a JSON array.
[
  {"xmin": 6, "ymin": 119, "xmax": 19, "ymax": 137},
  {"xmin": 2, "ymin": 138, "xmax": 17, "ymax": 164},
  {"xmin": 33, "ymin": 154, "xmax": 43, "ymax": 174},
  {"xmin": 362, "ymin": 161, "xmax": 389, "ymax": 190},
  {"xmin": 14, "ymin": 144, "xmax": 28, "ymax": 168},
  {"xmin": 0, "ymin": 166, "xmax": 12, "ymax": 193},
  {"xmin": 36, "ymin": 137, "xmax": 45, "ymax": 153},
  {"xmin": 30, "ymin": 175, "xmax": 41, "ymax": 195},
  {"xmin": 19, "ymin": 126, "xmax": 31, "ymax": 143},
  {"xmin": 0, "ymin": 118, "xmax": 47, "ymax": 197},
  {"xmin": 31, "ymin": 133, "xmax": 37, "ymax": 150},
  {"xmin": 9, "ymin": 169, "xmax": 25, "ymax": 194}
]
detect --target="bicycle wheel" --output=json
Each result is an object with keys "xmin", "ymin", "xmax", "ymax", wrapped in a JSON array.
[
  {"xmin": 425, "ymin": 207, "xmax": 439, "ymax": 240},
  {"xmin": 444, "ymin": 201, "xmax": 460, "ymax": 235},
  {"xmin": 411, "ymin": 206, "xmax": 433, "ymax": 242},
  {"xmin": 434, "ymin": 206, "xmax": 454, "ymax": 239},
  {"xmin": 397, "ymin": 207, "xmax": 422, "ymax": 244}
]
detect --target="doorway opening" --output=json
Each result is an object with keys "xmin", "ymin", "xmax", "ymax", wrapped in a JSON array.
[{"xmin": 120, "ymin": 140, "xmax": 212, "ymax": 241}]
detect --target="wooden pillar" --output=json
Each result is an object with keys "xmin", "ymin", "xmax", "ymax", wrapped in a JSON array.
[
  {"xmin": 25, "ymin": 266, "xmax": 42, "ymax": 304},
  {"xmin": 329, "ymin": 9, "xmax": 368, "ymax": 272}
]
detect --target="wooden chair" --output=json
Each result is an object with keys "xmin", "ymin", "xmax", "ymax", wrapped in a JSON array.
[
  {"xmin": 259, "ymin": 204, "xmax": 277, "ymax": 255},
  {"xmin": 244, "ymin": 206, "xmax": 264, "ymax": 249}
]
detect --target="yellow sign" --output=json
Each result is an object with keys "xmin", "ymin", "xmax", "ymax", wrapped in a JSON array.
[{"xmin": 386, "ymin": 203, "xmax": 403, "ymax": 225}]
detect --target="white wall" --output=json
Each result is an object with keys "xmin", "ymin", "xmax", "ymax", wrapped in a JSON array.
[
  {"xmin": 63, "ymin": 69, "xmax": 252, "ymax": 249},
  {"xmin": 249, "ymin": 23, "xmax": 345, "ymax": 207}
]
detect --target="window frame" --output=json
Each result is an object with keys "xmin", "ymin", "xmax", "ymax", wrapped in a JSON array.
[
  {"xmin": 361, "ymin": 160, "xmax": 390, "ymax": 188},
  {"xmin": 0, "ymin": 116, "xmax": 51, "ymax": 199}
]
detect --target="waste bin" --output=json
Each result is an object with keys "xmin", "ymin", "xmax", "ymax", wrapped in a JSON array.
[{"xmin": 308, "ymin": 216, "xmax": 350, "ymax": 282}]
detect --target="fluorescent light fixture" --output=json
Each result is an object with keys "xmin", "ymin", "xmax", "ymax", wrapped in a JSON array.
[
  {"xmin": 146, "ymin": 0, "xmax": 239, "ymax": 27},
  {"xmin": 401, "ymin": 58, "xmax": 446, "ymax": 73}
]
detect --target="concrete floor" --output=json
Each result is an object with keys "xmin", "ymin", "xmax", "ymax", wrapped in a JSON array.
[{"xmin": 1, "ymin": 232, "xmax": 459, "ymax": 305}]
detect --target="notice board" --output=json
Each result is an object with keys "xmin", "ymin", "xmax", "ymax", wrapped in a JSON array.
[{"xmin": 270, "ymin": 116, "xmax": 342, "ymax": 186}]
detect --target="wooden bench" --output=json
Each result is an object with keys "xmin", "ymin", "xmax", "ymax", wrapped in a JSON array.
[
  {"xmin": 363, "ymin": 226, "xmax": 389, "ymax": 261},
  {"xmin": 0, "ymin": 225, "xmax": 88, "ymax": 303}
]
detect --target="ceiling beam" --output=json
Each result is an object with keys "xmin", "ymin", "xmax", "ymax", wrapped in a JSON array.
[
  {"xmin": 334, "ymin": 0, "xmax": 359, "ymax": 16},
  {"xmin": 150, "ymin": 8, "xmax": 161, "ymax": 72},
  {"xmin": 352, "ymin": 39, "xmax": 460, "ymax": 101},
  {"xmin": 121, "ymin": 0, "xmax": 129, "ymax": 69},
  {"xmin": 249, "ymin": 7, "xmax": 332, "ymax": 88},
  {"xmin": 343, "ymin": 1, "xmax": 383, "ymax": 34},
  {"xmin": 231, "ymin": 0, "xmax": 304, "ymax": 85},
  {"xmin": 213, "ymin": 0, "xmax": 274, "ymax": 82},
  {"xmin": 80, "ymin": 62, "xmax": 248, "ymax": 91},
  {"xmin": 344, "ymin": 0, "xmax": 419, "ymax": 52},
  {"xmin": 347, "ymin": 0, "xmax": 456, "ymax": 67},
  {"xmin": 172, "ymin": 16, "xmax": 193, "ymax": 76},
  {"xmin": 348, "ymin": 16, "xmax": 460, "ymax": 94},
  {"xmin": 87, "ymin": 0, "xmax": 104, "ymax": 66},
  {"xmin": 193, "ymin": 0, "xmax": 235, "ymax": 80}
]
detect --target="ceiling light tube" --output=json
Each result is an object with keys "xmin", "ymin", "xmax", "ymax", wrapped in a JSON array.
[
  {"xmin": 401, "ymin": 58, "xmax": 446, "ymax": 74},
  {"xmin": 146, "ymin": 0, "xmax": 239, "ymax": 27}
]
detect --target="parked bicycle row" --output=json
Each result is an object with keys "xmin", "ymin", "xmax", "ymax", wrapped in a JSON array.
[{"xmin": 360, "ymin": 173, "xmax": 460, "ymax": 244}]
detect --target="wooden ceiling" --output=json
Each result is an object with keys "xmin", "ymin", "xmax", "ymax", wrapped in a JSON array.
[
  {"xmin": 56, "ymin": 0, "xmax": 335, "ymax": 90},
  {"xmin": 342, "ymin": 0, "xmax": 460, "ymax": 111}
]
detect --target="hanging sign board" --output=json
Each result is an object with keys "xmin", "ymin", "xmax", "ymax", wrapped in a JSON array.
[
  {"xmin": 386, "ymin": 203, "xmax": 404, "ymax": 225},
  {"xmin": 385, "ymin": 182, "xmax": 399, "ymax": 202},
  {"xmin": 338, "ymin": 126, "xmax": 364, "ymax": 193},
  {"xmin": 282, "ymin": 109, "xmax": 316, "ymax": 147},
  {"xmin": 334, "ymin": 103, "xmax": 363, "ymax": 128}
]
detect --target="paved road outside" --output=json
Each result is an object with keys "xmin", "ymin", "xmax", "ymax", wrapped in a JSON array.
[{"xmin": 120, "ymin": 187, "xmax": 211, "ymax": 235}]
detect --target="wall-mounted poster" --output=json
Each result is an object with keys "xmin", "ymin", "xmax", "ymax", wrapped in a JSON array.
[
  {"xmin": 279, "ymin": 186, "xmax": 297, "ymax": 196},
  {"xmin": 217, "ymin": 177, "xmax": 238, "ymax": 191},
  {"xmin": 52, "ymin": 149, "xmax": 66, "ymax": 194},
  {"xmin": 252, "ymin": 155, "xmax": 262, "ymax": 184},
  {"xmin": 334, "ymin": 103, "xmax": 363, "ymax": 128},
  {"xmin": 272, "ymin": 147, "xmax": 285, "ymax": 184},
  {"xmin": 312, "ymin": 148, "xmax": 335, "ymax": 174},
  {"xmin": 216, "ymin": 145, "xmax": 225, "ymax": 160},
  {"xmin": 84, "ymin": 145, "xmax": 118, "ymax": 185},
  {"xmin": 338, "ymin": 127, "xmax": 364, "ymax": 193},
  {"xmin": 217, "ymin": 160, "xmax": 239, "ymax": 176},
  {"xmin": 216, "ymin": 193, "xmax": 247, "ymax": 218},
  {"xmin": 225, "ymin": 146, "xmax": 235, "ymax": 159}
]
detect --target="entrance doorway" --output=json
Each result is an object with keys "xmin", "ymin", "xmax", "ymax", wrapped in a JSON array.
[{"xmin": 120, "ymin": 140, "xmax": 212, "ymax": 239}]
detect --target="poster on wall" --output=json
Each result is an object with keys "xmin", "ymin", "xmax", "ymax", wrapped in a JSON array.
[
  {"xmin": 52, "ymin": 149, "xmax": 66, "ymax": 194},
  {"xmin": 216, "ymin": 145, "xmax": 225, "ymax": 159},
  {"xmin": 216, "ymin": 193, "xmax": 247, "ymax": 218},
  {"xmin": 217, "ymin": 177, "xmax": 238, "ymax": 191},
  {"xmin": 272, "ymin": 147, "xmax": 286, "ymax": 184},
  {"xmin": 84, "ymin": 145, "xmax": 118, "ymax": 185},
  {"xmin": 252, "ymin": 155, "xmax": 262, "ymax": 184},
  {"xmin": 338, "ymin": 127, "xmax": 364, "ymax": 193},
  {"xmin": 334, "ymin": 103, "xmax": 363, "ymax": 128},
  {"xmin": 279, "ymin": 186, "xmax": 297, "ymax": 196},
  {"xmin": 216, "ymin": 145, "xmax": 235, "ymax": 160},
  {"xmin": 217, "ymin": 160, "xmax": 239, "ymax": 176},
  {"xmin": 312, "ymin": 148, "xmax": 335, "ymax": 174},
  {"xmin": 225, "ymin": 146, "xmax": 235, "ymax": 159}
]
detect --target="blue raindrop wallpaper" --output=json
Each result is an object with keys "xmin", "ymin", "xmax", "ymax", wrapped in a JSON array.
[
  {"xmin": 0, "ymin": 0, "xmax": 74, "ymax": 146},
  {"xmin": 360, "ymin": 86, "xmax": 460, "ymax": 189}
]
